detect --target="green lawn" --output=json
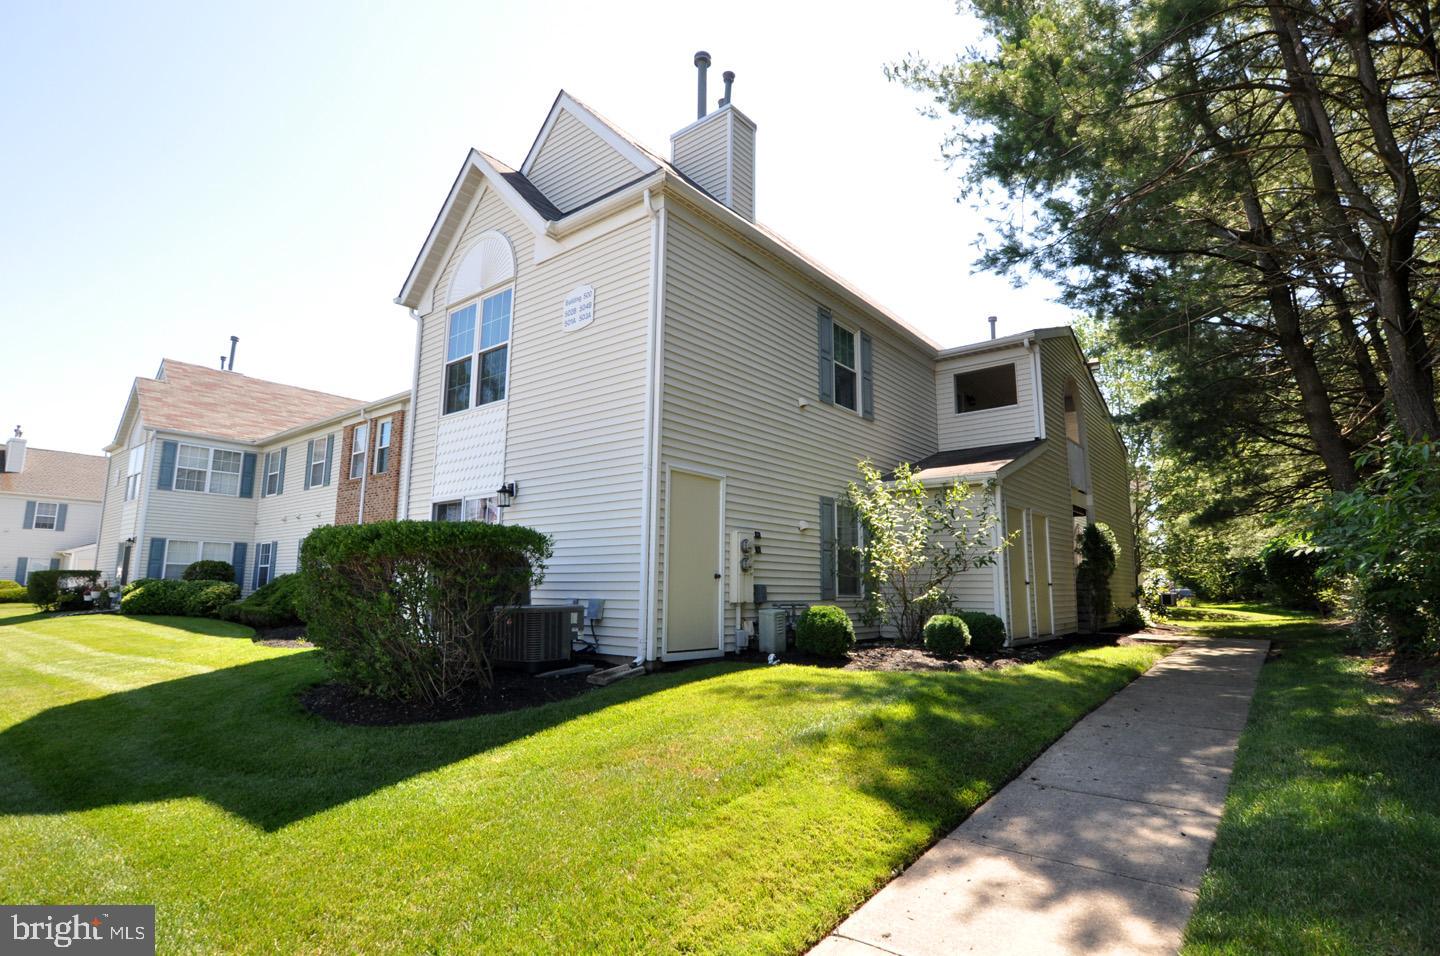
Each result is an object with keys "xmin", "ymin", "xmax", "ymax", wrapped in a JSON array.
[
  {"xmin": 1178, "ymin": 604, "xmax": 1440, "ymax": 955},
  {"xmin": 0, "ymin": 604, "xmax": 1162, "ymax": 954}
]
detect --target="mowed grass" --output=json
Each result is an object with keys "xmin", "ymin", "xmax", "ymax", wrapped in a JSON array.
[
  {"xmin": 0, "ymin": 603, "xmax": 1163, "ymax": 954},
  {"xmin": 1179, "ymin": 604, "xmax": 1440, "ymax": 955}
]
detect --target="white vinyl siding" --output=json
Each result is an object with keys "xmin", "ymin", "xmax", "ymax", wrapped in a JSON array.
[
  {"xmin": 655, "ymin": 205, "xmax": 937, "ymax": 647},
  {"xmin": 253, "ymin": 423, "xmax": 342, "ymax": 592},
  {"xmin": 0, "ymin": 492, "xmax": 101, "ymax": 585},
  {"xmin": 935, "ymin": 346, "xmax": 1038, "ymax": 450},
  {"xmin": 526, "ymin": 108, "xmax": 644, "ymax": 213}
]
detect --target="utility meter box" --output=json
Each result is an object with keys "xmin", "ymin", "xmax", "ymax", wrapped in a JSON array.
[{"xmin": 729, "ymin": 530, "xmax": 755, "ymax": 603}]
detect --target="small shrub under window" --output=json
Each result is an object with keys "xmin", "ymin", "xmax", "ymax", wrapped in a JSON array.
[
  {"xmin": 958, "ymin": 611, "xmax": 1006, "ymax": 654},
  {"xmin": 120, "ymin": 579, "xmax": 233, "ymax": 619},
  {"xmin": 220, "ymin": 574, "xmax": 305, "ymax": 629},
  {"xmin": 299, "ymin": 520, "xmax": 552, "ymax": 703},
  {"xmin": 795, "ymin": 605, "xmax": 855, "ymax": 658},
  {"xmin": 182, "ymin": 560, "xmax": 235, "ymax": 583},
  {"xmin": 923, "ymin": 614, "xmax": 970, "ymax": 657},
  {"xmin": 184, "ymin": 581, "xmax": 240, "ymax": 618},
  {"xmin": 0, "ymin": 580, "xmax": 28, "ymax": 603}
]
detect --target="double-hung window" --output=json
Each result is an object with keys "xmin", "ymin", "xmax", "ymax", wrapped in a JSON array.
[
  {"xmin": 33, "ymin": 502, "xmax": 58, "ymax": 530},
  {"xmin": 163, "ymin": 541, "xmax": 230, "ymax": 580},
  {"xmin": 443, "ymin": 288, "xmax": 513, "ymax": 414},
  {"xmin": 263, "ymin": 450, "xmax": 283, "ymax": 496},
  {"xmin": 432, "ymin": 501, "xmax": 463, "ymax": 522},
  {"xmin": 836, "ymin": 501, "xmax": 863, "ymax": 597},
  {"xmin": 174, "ymin": 444, "xmax": 241, "ymax": 495},
  {"xmin": 255, "ymin": 542, "xmax": 274, "ymax": 587},
  {"xmin": 463, "ymin": 496, "xmax": 500, "ymax": 524},
  {"xmin": 374, "ymin": 419, "xmax": 392, "ymax": 474},
  {"xmin": 350, "ymin": 424, "xmax": 368, "ymax": 479},
  {"xmin": 125, "ymin": 446, "xmax": 144, "ymax": 501},
  {"xmin": 307, "ymin": 440, "xmax": 328, "ymax": 487},
  {"xmin": 832, "ymin": 324, "xmax": 858, "ymax": 412}
]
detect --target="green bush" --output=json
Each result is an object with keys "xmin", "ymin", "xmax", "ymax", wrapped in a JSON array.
[
  {"xmin": 299, "ymin": 520, "xmax": 552, "ymax": 703},
  {"xmin": 1076, "ymin": 522, "xmax": 1119, "ymax": 631},
  {"xmin": 1115, "ymin": 605, "xmax": 1151, "ymax": 630},
  {"xmin": 120, "ymin": 579, "xmax": 233, "ymax": 618},
  {"xmin": 23, "ymin": 569, "xmax": 61, "ymax": 609},
  {"xmin": 795, "ymin": 605, "xmax": 855, "ymax": 658},
  {"xmin": 958, "ymin": 610, "xmax": 1007, "ymax": 654},
  {"xmin": 182, "ymin": 560, "xmax": 235, "ymax": 583},
  {"xmin": 184, "ymin": 581, "xmax": 239, "ymax": 618},
  {"xmin": 220, "ymin": 574, "xmax": 305, "ymax": 629},
  {"xmin": 0, "ymin": 581, "xmax": 28, "ymax": 603},
  {"xmin": 23, "ymin": 569, "xmax": 103, "ymax": 611},
  {"xmin": 923, "ymin": 614, "xmax": 970, "ymax": 657}
]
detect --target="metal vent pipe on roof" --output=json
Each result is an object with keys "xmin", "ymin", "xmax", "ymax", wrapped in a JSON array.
[
  {"xmin": 219, "ymin": 355, "xmax": 227, "ymax": 371},
  {"xmin": 694, "ymin": 51, "xmax": 711, "ymax": 119},
  {"xmin": 228, "ymin": 335, "xmax": 239, "ymax": 372},
  {"xmin": 720, "ymin": 70, "xmax": 734, "ymax": 107},
  {"xmin": 988, "ymin": 315, "xmax": 998, "ymax": 340}
]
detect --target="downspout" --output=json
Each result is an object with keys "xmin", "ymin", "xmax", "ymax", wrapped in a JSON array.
[
  {"xmin": 356, "ymin": 413, "xmax": 371, "ymax": 523},
  {"xmin": 636, "ymin": 188, "xmax": 667, "ymax": 665},
  {"xmin": 93, "ymin": 452, "xmax": 112, "ymax": 583},
  {"xmin": 1027, "ymin": 336, "xmax": 1044, "ymax": 439},
  {"xmin": 398, "ymin": 309, "xmax": 423, "ymax": 520}
]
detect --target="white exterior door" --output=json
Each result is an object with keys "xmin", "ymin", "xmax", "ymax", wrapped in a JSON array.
[{"xmin": 663, "ymin": 468, "xmax": 723, "ymax": 657}]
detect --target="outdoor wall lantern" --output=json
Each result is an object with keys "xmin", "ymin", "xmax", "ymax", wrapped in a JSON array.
[{"xmin": 496, "ymin": 481, "xmax": 518, "ymax": 508}]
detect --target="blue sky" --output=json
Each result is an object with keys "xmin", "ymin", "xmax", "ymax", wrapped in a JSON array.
[{"xmin": 0, "ymin": 0, "xmax": 1070, "ymax": 454}]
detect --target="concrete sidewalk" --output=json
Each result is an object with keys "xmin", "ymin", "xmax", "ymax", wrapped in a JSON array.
[{"xmin": 812, "ymin": 639, "xmax": 1269, "ymax": 956}]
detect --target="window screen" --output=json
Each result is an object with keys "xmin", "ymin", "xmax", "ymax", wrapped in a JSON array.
[{"xmin": 954, "ymin": 363, "xmax": 1018, "ymax": 414}]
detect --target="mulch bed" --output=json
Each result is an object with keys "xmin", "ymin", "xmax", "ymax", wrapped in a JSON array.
[
  {"xmin": 301, "ymin": 668, "xmax": 599, "ymax": 726},
  {"xmin": 253, "ymin": 625, "xmax": 310, "ymax": 648}
]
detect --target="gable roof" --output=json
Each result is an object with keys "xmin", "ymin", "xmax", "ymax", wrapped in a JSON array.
[
  {"xmin": 0, "ymin": 447, "xmax": 107, "ymax": 501},
  {"xmin": 895, "ymin": 439, "xmax": 1047, "ymax": 484},
  {"xmin": 132, "ymin": 360, "xmax": 365, "ymax": 444}
]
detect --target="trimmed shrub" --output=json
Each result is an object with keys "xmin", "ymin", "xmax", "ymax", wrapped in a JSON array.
[
  {"xmin": 795, "ymin": 605, "xmax": 855, "ymax": 658},
  {"xmin": 220, "ymin": 574, "xmax": 305, "ymax": 629},
  {"xmin": 23, "ymin": 569, "xmax": 103, "ymax": 611},
  {"xmin": 121, "ymin": 579, "xmax": 189, "ymax": 616},
  {"xmin": 122, "ymin": 578, "xmax": 154, "ymax": 597},
  {"xmin": 0, "ymin": 581, "xmax": 28, "ymax": 603},
  {"xmin": 182, "ymin": 560, "xmax": 235, "ymax": 583},
  {"xmin": 923, "ymin": 614, "xmax": 970, "ymax": 657},
  {"xmin": 1076, "ymin": 522, "xmax": 1120, "ymax": 631},
  {"xmin": 299, "ymin": 520, "xmax": 553, "ymax": 703},
  {"xmin": 1115, "ymin": 605, "xmax": 1151, "ymax": 631},
  {"xmin": 959, "ymin": 610, "xmax": 1007, "ymax": 654},
  {"xmin": 23, "ymin": 569, "xmax": 62, "ymax": 609},
  {"xmin": 184, "ymin": 581, "xmax": 240, "ymax": 618}
]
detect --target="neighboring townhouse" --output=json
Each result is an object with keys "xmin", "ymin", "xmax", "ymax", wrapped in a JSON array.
[
  {"xmin": 391, "ymin": 58, "xmax": 1136, "ymax": 663},
  {"xmin": 0, "ymin": 429, "xmax": 106, "ymax": 584},
  {"xmin": 95, "ymin": 359, "xmax": 409, "ymax": 592}
]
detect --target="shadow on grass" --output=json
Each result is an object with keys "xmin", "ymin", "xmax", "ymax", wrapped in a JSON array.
[
  {"xmin": 0, "ymin": 653, "xmax": 739, "ymax": 832},
  {"xmin": 0, "ymin": 610, "xmax": 55, "ymax": 628}
]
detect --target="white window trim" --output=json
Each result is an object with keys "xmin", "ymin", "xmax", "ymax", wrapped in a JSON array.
[
  {"xmin": 163, "ymin": 540, "xmax": 232, "ymax": 581},
  {"xmin": 441, "ymin": 284, "xmax": 515, "ymax": 416},
  {"xmin": 175, "ymin": 443, "xmax": 243, "ymax": 497},
  {"xmin": 263, "ymin": 451, "xmax": 283, "ymax": 496},
  {"xmin": 832, "ymin": 321, "xmax": 860, "ymax": 415},
  {"xmin": 953, "ymin": 363, "xmax": 1020, "ymax": 415},
  {"xmin": 33, "ymin": 501, "xmax": 59, "ymax": 530},
  {"xmin": 124, "ymin": 446, "xmax": 144, "ymax": 501},
  {"xmin": 307, "ymin": 439, "xmax": 329, "ymax": 487},
  {"xmin": 255, "ymin": 541, "xmax": 274, "ymax": 587},
  {"xmin": 373, "ymin": 419, "xmax": 392, "ymax": 475},
  {"xmin": 350, "ymin": 423, "xmax": 369, "ymax": 480}
]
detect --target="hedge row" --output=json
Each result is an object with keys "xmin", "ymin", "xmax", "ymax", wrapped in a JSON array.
[
  {"xmin": 120, "ymin": 579, "xmax": 239, "ymax": 618},
  {"xmin": 220, "ymin": 574, "xmax": 304, "ymax": 629},
  {"xmin": 0, "ymin": 580, "xmax": 27, "ymax": 603}
]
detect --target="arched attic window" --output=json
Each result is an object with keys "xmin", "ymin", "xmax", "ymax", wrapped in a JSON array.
[{"xmin": 443, "ymin": 231, "xmax": 516, "ymax": 415}]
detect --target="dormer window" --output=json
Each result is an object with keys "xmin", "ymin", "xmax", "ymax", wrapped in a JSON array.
[{"xmin": 954, "ymin": 364, "xmax": 1018, "ymax": 414}]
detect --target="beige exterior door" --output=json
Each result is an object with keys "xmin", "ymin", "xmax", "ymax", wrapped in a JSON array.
[
  {"xmin": 664, "ymin": 469, "xmax": 723, "ymax": 656},
  {"xmin": 1006, "ymin": 505, "xmax": 1032, "ymax": 641},
  {"xmin": 1031, "ymin": 513, "xmax": 1053, "ymax": 636}
]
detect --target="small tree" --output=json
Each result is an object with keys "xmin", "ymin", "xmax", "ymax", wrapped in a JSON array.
[
  {"xmin": 1076, "ymin": 522, "xmax": 1119, "ymax": 632},
  {"xmin": 847, "ymin": 460, "xmax": 1006, "ymax": 644}
]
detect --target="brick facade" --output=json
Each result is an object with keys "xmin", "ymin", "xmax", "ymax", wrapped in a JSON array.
[{"xmin": 335, "ymin": 409, "xmax": 405, "ymax": 525}]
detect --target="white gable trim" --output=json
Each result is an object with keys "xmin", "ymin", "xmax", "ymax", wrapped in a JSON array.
[
  {"xmin": 520, "ymin": 91, "xmax": 659, "ymax": 178},
  {"xmin": 396, "ymin": 150, "xmax": 553, "ymax": 310}
]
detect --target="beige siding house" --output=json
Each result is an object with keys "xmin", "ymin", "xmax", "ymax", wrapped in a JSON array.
[
  {"xmin": 395, "ymin": 70, "xmax": 1135, "ymax": 661},
  {"xmin": 96, "ymin": 359, "xmax": 409, "ymax": 592},
  {"xmin": 0, "ymin": 430, "xmax": 106, "ymax": 584}
]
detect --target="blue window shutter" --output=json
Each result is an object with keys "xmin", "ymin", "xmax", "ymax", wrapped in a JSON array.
[
  {"xmin": 252, "ymin": 544, "xmax": 262, "ymax": 590},
  {"xmin": 817, "ymin": 307, "xmax": 834, "ymax": 405},
  {"xmin": 860, "ymin": 332, "xmax": 874, "ymax": 420},
  {"xmin": 232, "ymin": 542, "xmax": 247, "ymax": 587},
  {"xmin": 146, "ymin": 538, "xmax": 166, "ymax": 580},
  {"xmin": 240, "ymin": 452, "xmax": 257, "ymax": 498},
  {"xmin": 271, "ymin": 541, "xmax": 280, "ymax": 577},
  {"xmin": 15, "ymin": 558, "xmax": 27, "ymax": 584},
  {"xmin": 55, "ymin": 503, "xmax": 67, "ymax": 532},
  {"xmin": 277, "ymin": 447, "xmax": 287, "ymax": 495},
  {"xmin": 260, "ymin": 453, "xmax": 271, "ymax": 498},
  {"xmin": 22, "ymin": 501, "xmax": 35, "ymax": 529},
  {"xmin": 322, "ymin": 434, "xmax": 334, "ymax": 486},
  {"xmin": 303, "ymin": 440, "xmax": 314, "ymax": 490},
  {"xmin": 819, "ymin": 497, "xmax": 836, "ymax": 600},
  {"xmin": 49, "ymin": 558, "xmax": 60, "ymax": 571},
  {"xmin": 157, "ymin": 441, "xmax": 178, "ymax": 490}
]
